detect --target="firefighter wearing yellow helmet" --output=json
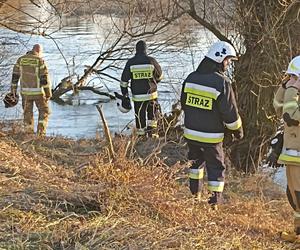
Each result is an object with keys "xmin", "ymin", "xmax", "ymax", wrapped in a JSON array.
[
  {"xmin": 273, "ymin": 55, "xmax": 300, "ymax": 243},
  {"xmin": 11, "ymin": 44, "xmax": 52, "ymax": 136}
]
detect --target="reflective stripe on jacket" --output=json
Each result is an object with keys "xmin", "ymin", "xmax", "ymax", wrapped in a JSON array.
[
  {"xmin": 181, "ymin": 71, "xmax": 242, "ymax": 144},
  {"xmin": 11, "ymin": 51, "xmax": 52, "ymax": 97},
  {"xmin": 275, "ymin": 87, "xmax": 300, "ymax": 165},
  {"xmin": 120, "ymin": 52, "xmax": 162, "ymax": 102}
]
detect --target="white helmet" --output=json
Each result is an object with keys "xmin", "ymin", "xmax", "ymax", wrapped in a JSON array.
[
  {"xmin": 115, "ymin": 92, "xmax": 132, "ymax": 113},
  {"xmin": 206, "ymin": 41, "xmax": 237, "ymax": 63},
  {"xmin": 286, "ymin": 56, "xmax": 300, "ymax": 77}
]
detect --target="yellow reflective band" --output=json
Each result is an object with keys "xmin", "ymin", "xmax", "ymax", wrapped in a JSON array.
[
  {"xmin": 130, "ymin": 64, "xmax": 154, "ymax": 80},
  {"xmin": 294, "ymin": 212, "xmax": 300, "ymax": 218},
  {"xmin": 188, "ymin": 168, "xmax": 204, "ymax": 180},
  {"xmin": 208, "ymin": 181, "xmax": 224, "ymax": 192},
  {"xmin": 147, "ymin": 120, "xmax": 157, "ymax": 128},
  {"xmin": 186, "ymin": 93, "xmax": 213, "ymax": 110},
  {"xmin": 184, "ymin": 82, "xmax": 220, "ymax": 100},
  {"xmin": 132, "ymin": 92, "xmax": 158, "ymax": 102},
  {"xmin": 20, "ymin": 58, "xmax": 39, "ymax": 66},
  {"xmin": 225, "ymin": 116, "xmax": 242, "ymax": 130},
  {"xmin": 21, "ymin": 91, "xmax": 44, "ymax": 95},
  {"xmin": 184, "ymin": 128, "xmax": 224, "ymax": 143},
  {"xmin": 278, "ymin": 154, "xmax": 300, "ymax": 164},
  {"xmin": 36, "ymin": 65, "xmax": 40, "ymax": 88},
  {"xmin": 136, "ymin": 128, "xmax": 146, "ymax": 135},
  {"xmin": 120, "ymin": 81, "xmax": 128, "ymax": 88},
  {"xmin": 283, "ymin": 101, "xmax": 298, "ymax": 110},
  {"xmin": 130, "ymin": 64, "xmax": 154, "ymax": 72}
]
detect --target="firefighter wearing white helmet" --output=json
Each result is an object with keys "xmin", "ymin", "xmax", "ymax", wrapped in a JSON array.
[
  {"xmin": 286, "ymin": 55, "xmax": 300, "ymax": 76},
  {"xmin": 273, "ymin": 55, "xmax": 300, "ymax": 243},
  {"xmin": 180, "ymin": 40, "xmax": 243, "ymax": 208},
  {"xmin": 205, "ymin": 41, "xmax": 238, "ymax": 63}
]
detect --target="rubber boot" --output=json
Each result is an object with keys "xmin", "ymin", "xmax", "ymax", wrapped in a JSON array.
[{"xmin": 208, "ymin": 191, "xmax": 223, "ymax": 210}]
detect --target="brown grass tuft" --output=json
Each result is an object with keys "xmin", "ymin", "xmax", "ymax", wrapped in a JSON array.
[{"xmin": 0, "ymin": 128, "xmax": 296, "ymax": 249}]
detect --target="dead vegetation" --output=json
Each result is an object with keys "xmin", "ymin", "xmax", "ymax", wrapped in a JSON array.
[{"xmin": 0, "ymin": 124, "xmax": 296, "ymax": 249}]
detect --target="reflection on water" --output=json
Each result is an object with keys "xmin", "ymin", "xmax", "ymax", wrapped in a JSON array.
[{"xmin": 0, "ymin": 1, "xmax": 215, "ymax": 138}]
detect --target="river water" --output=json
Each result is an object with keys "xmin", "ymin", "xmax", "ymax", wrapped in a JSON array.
[
  {"xmin": 0, "ymin": 1, "xmax": 287, "ymax": 187},
  {"xmin": 0, "ymin": 1, "xmax": 217, "ymax": 138}
]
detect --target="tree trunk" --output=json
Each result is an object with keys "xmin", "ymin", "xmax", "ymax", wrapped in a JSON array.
[{"xmin": 232, "ymin": 0, "xmax": 300, "ymax": 172}]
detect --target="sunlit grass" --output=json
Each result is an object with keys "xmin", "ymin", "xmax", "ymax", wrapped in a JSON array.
[{"xmin": 0, "ymin": 126, "xmax": 297, "ymax": 249}]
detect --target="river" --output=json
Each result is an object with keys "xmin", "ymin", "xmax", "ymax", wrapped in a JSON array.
[
  {"xmin": 0, "ymin": 1, "xmax": 288, "ymax": 188},
  {"xmin": 0, "ymin": 1, "xmax": 217, "ymax": 138}
]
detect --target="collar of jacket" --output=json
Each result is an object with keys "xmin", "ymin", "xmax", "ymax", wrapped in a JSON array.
[{"xmin": 27, "ymin": 50, "xmax": 40, "ymax": 56}]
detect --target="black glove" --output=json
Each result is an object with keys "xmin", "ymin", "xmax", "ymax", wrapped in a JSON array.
[
  {"xmin": 266, "ymin": 150, "xmax": 283, "ymax": 168},
  {"xmin": 265, "ymin": 130, "xmax": 284, "ymax": 168},
  {"xmin": 283, "ymin": 113, "xmax": 299, "ymax": 127}
]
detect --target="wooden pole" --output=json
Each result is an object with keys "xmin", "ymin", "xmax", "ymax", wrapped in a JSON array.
[{"xmin": 96, "ymin": 104, "xmax": 115, "ymax": 159}]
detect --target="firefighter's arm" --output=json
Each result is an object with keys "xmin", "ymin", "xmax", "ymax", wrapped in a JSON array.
[
  {"xmin": 120, "ymin": 61, "xmax": 131, "ymax": 96},
  {"xmin": 218, "ymin": 81, "xmax": 243, "ymax": 139},
  {"xmin": 273, "ymin": 86, "xmax": 285, "ymax": 117},
  {"xmin": 150, "ymin": 57, "xmax": 163, "ymax": 83},
  {"xmin": 40, "ymin": 59, "xmax": 52, "ymax": 99},
  {"xmin": 180, "ymin": 81, "xmax": 187, "ymax": 111},
  {"xmin": 283, "ymin": 86, "xmax": 300, "ymax": 122},
  {"xmin": 11, "ymin": 59, "xmax": 20, "ymax": 95}
]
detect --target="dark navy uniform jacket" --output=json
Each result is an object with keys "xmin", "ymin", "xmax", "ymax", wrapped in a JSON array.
[
  {"xmin": 120, "ymin": 51, "xmax": 162, "ymax": 102},
  {"xmin": 181, "ymin": 70, "xmax": 242, "ymax": 144}
]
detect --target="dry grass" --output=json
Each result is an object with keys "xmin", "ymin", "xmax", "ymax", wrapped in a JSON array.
[{"xmin": 0, "ymin": 126, "xmax": 297, "ymax": 249}]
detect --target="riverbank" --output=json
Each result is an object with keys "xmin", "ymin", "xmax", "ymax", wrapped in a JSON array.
[{"xmin": 0, "ymin": 126, "xmax": 296, "ymax": 249}]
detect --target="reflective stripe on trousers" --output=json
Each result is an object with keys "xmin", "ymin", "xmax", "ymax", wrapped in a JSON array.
[{"xmin": 132, "ymin": 91, "xmax": 158, "ymax": 102}]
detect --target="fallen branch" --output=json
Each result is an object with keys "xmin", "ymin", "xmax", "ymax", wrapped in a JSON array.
[{"xmin": 96, "ymin": 104, "xmax": 115, "ymax": 159}]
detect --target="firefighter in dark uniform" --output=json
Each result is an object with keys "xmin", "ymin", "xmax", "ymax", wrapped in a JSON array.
[
  {"xmin": 120, "ymin": 40, "xmax": 163, "ymax": 137},
  {"xmin": 180, "ymin": 41, "xmax": 244, "ymax": 207}
]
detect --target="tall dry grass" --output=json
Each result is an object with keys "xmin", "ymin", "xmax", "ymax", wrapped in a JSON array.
[{"xmin": 0, "ymin": 125, "xmax": 297, "ymax": 249}]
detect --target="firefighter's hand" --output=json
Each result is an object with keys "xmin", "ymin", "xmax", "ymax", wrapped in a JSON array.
[
  {"xmin": 232, "ymin": 127, "xmax": 244, "ymax": 140},
  {"xmin": 283, "ymin": 113, "xmax": 299, "ymax": 127},
  {"xmin": 266, "ymin": 151, "xmax": 282, "ymax": 168}
]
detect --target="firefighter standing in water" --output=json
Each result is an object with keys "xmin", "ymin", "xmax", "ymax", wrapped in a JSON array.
[
  {"xmin": 180, "ymin": 41, "xmax": 244, "ymax": 207},
  {"xmin": 120, "ymin": 40, "xmax": 163, "ymax": 137},
  {"xmin": 273, "ymin": 56, "xmax": 300, "ymax": 243},
  {"xmin": 11, "ymin": 44, "xmax": 52, "ymax": 136}
]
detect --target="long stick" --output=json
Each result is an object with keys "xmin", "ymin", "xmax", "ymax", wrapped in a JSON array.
[{"xmin": 96, "ymin": 104, "xmax": 115, "ymax": 159}]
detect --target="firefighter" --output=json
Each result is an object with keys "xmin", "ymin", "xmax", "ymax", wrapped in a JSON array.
[
  {"xmin": 273, "ymin": 55, "xmax": 300, "ymax": 243},
  {"xmin": 180, "ymin": 41, "xmax": 244, "ymax": 207},
  {"xmin": 11, "ymin": 44, "xmax": 52, "ymax": 136},
  {"xmin": 120, "ymin": 40, "xmax": 163, "ymax": 137}
]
